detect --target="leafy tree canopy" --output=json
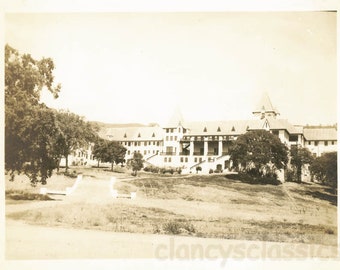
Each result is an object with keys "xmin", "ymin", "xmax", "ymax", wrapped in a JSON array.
[
  {"xmin": 129, "ymin": 152, "xmax": 144, "ymax": 176},
  {"xmin": 289, "ymin": 145, "xmax": 314, "ymax": 183},
  {"xmin": 55, "ymin": 110, "xmax": 98, "ymax": 171},
  {"xmin": 229, "ymin": 130, "xmax": 288, "ymax": 179},
  {"xmin": 92, "ymin": 139, "xmax": 127, "ymax": 171},
  {"xmin": 310, "ymin": 152, "xmax": 337, "ymax": 193},
  {"xmin": 5, "ymin": 44, "xmax": 61, "ymax": 183}
]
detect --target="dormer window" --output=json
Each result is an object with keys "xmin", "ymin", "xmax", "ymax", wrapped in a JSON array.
[
  {"xmin": 124, "ymin": 133, "xmax": 127, "ymax": 138},
  {"xmin": 138, "ymin": 133, "xmax": 141, "ymax": 138},
  {"xmin": 231, "ymin": 126, "xmax": 235, "ymax": 132},
  {"xmin": 217, "ymin": 126, "xmax": 221, "ymax": 132},
  {"xmin": 152, "ymin": 132, "xmax": 155, "ymax": 137},
  {"xmin": 203, "ymin": 127, "xmax": 207, "ymax": 132}
]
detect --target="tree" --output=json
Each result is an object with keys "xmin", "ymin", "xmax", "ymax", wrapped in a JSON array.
[
  {"xmin": 5, "ymin": 44, "xmax": 61, "ymax": 183},
  {"xmin": 229, "ymin": 130, "xmax": 288, "ymax": 179},
  {"xmin": 22, "ymin": 107, "xmax": 60, "ymax": 185},
  {"xmin": 92, "ymin": 139, "xmax": 127, "ymax": 171},
  {"xmin": 55, "ymin": 110, "xmax": 98, "ymax": 171},
  {"xmin": 289, "ymin": 145, "xmax": 314, "ymax": 183},
  {"xmin": 129, "ymin": 152, "xmax": 144, "ymax": 176},
  {"xmin": 92, "ymin": 137, "xmax": 107, "ymax": 167},
  {"xmin": 310, "ymin": 152, "xmax": 337, "ymax": 194}
]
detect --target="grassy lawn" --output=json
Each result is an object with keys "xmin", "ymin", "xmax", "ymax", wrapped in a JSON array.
[{"xmin": 5, "ymin": 168, "xmax": 338, "ymax": 246}]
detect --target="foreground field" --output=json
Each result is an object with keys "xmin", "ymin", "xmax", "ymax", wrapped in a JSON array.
[{"xmin": 5, "ymin": 167, "xmax": 338, "ymax": 249}]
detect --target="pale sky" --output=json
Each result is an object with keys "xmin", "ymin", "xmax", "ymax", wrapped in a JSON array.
[{"xmin": 5, "ymin": 11, "xmax": 337, "ymax": 126}]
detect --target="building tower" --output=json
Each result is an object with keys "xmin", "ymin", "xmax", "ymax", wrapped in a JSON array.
[{"xmin": 252, "ymin": 92, "xmax": 280, "ymax": 119}]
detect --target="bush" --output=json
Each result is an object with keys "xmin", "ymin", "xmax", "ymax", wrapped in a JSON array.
[
  {"xmin": 163, "ymin": 220, "xmax": 196, "ymax": 235},
  {"xmin": 196, "ymin": 166, "xmax": 202, "ymax": 173},
  {"xmin": 145, "ymin": 165, "xmax": 182, "ymax": 175},
  {"xmin": 64, "ymin": 170, "xmax": 78, "ymax": 178},
  {"xmin": 163, "ymin": 221, "xmax": 181, "ymax": 234},
  {"xmin": 209, "ymin": 169, "xmax": 214, "ymax": 174}
]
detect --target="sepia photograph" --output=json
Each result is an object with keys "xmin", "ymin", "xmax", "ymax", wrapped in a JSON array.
[{"xmin": 1, "ymin": 1, "xmax": 339, "ymax": 269}]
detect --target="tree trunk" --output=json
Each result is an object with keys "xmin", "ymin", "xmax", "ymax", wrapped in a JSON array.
[
  {"xmin": 111, "ymin": 162, "xmax": 114, "ymax": 172},
  {"xmin": 65, "ymin": 155, "xmax": 69, "ymax": 172},
  {"xmin": 297, "ymin": 165, "xmax": 302, "ymax": 183},
  {"xmin": 97, "ymin": 160, "xmax": 100, "ymax": 168},
  {"xmin": 56, "ymin": 157, "xmax": 60, "ymax": 172}
]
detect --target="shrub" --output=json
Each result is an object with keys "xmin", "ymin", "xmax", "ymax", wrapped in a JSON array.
[
  {"xmin": 64, "ymin": 170, "xmax": 78, "ymax": 178},
  {"xmin": 163, "ymin": 221, "xmax": 181, "ymax": 234},
  {"xmin": 196, "ymin": 166, "xmax": 202, "ymax": 173},
  {"xmin": 209, "ymin": 169, "xmax": 214, "ymax": 174}
]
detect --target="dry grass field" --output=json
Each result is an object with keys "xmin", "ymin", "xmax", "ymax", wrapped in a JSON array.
[{"xmin": 5, "ymin": 166, "xmax": 338, "ymax": 246}]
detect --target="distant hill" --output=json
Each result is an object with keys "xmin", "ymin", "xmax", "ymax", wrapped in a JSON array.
[{"xmin": 91, "ymin": 121, "xmax": 159, "ymax": 129}]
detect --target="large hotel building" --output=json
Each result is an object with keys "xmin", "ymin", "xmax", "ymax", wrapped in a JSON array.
[{"xmin": 74, "ymin": 94, "xmax": 337, "ymax": 176}]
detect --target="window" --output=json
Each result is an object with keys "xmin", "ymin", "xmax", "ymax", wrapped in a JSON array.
[
  {"xmin": 124, "ymin": 133, "xmax": 127, "ymax": 138},
  {"xmin": 170, "ymin": 136, "xmax": 173, "ymax": 141},
  {"xmin": 128, "ymin": 142, "xmax": 131, "ymax": 146},
  {"xmin": 178, "ymin": 127, "xmax": 181, "ymax": 133},
  {"xmin": 315, "ymin": 141, "xmax": 318, "ymax": 146},
  {"xmin": 152, "ymin": 132, "xmax": 155, "ymax": 137},
  {"xmin": 138, "ymin": 142, "xmax": 141, "ymax": 146},
  {"xmin": 144, "ymin": 150, "xmax": 147, "ymax": 155},
  {"xmin": 272, "ymin": 130, "xmax": 279, "ymax": 136},
  {"xmin": 332, "ymin": 141, "xmax": 335, "ymax": 145},
  {"xmin": 134, "ymin": 142, "xmax": 137, "ymax": 146},
  {"xmin": 128, "ymin": 151, "xmax": 130, "ymax": 155},
  {"xmin": 194, "ymin": 158, "xmax": 197, "ymax": 162},
  {"xmin": 203, "ymin": 127, "xmax": 207, "ymax": 132},
  {"xmin": 289, "ymin": 135, "xmax": 298, "ymax": 142},
  {"xmin": 180, "ymin": 157, "xmax": 183, "ymax": 162},
  {"xmin": 217, "ymin": 126, "xmax": 221, "ymax": 132},
  {"xmin": 168, "ymin": 157, "xmax": 172, "ymax": 162},
  {"xmin": 166, "ymin": 129, "xmax": 169, "ymax": 133},
  {"xmin": 170, "ymin": 129, "xmax": 174, "ymax": 133},
  {"xmin": 185, "ymin": 157, "xmax": 188, "ymax": 162},
  {"xmin": 325, "ymin": 141, "xmax": 328, "ymax": 146},
  {"xmin": 166, "ymin": 136, "xmax": 169, "ymax": 141},
  {"xmin": 231, "ymin": 126, "xmax": 235, "ymax": 132},
  {"xmin": 308, "ymin": 141, "xmax": 311, "ymax": 145},
  {"xmin": 144, "ymin": 141, "xmax": 147, "ymax": 146},
  {"xmin": 174, "ymin": 136, "xmax": 177, "ymax": 141},
  {"xmin": 138, "ymin": 133, "xmax": 141, "ymax": 137},
  {"xmin": 164, "ymin": 157, "xmax": 167, "ymax": 162}
]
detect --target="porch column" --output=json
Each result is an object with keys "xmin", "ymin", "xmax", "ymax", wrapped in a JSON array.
[
  {"xmin": 190, "ymin": 138, "xmax": 194, "ymax": 156},
  {"xmin": 218, "ymin": 137, "xmax": 223, "ymax": 156},
  {"xmin": 204, "ymin": 137, "xmax": 208, "ymax": 156}
]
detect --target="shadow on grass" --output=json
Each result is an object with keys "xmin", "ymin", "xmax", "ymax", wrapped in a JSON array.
[
  {"xmin": 5, "ymin": 190, "xmax": 54, "ymax": 201},
  {"xmin": 292, "ymin": 189, "xmax": 337, "ymax": 206},
  {"xmin": 226, "ymin": 173, "xmax": 282, "ymax": 186}
]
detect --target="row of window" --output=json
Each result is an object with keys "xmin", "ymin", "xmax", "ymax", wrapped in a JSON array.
[
  {"xmin": 165, "ymin": 127, "xmax": 187, "ymax": 134},
  {"xmin": 164, "ymin": 157, "xmax": 204, "ymax": 163},
  {"xmin": 182, "ymin": 135, "xmax": 235, "ymax": 141},
  {"xmin": 120, "ymin": 141, "xmax": 161, "ymax": 147},
  {"xmin": 307, "ymin": 141, "xmax": 336, "ymax": 146},
  {"xmin": 127, "ymin": 150, "xmax": 158, "ymax": 155},
  {"xmin": 165, "ymin": 136, "xmax": 178, "ymax": 141}
]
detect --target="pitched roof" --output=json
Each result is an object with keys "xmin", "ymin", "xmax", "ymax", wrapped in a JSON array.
[
  {"xmin": 303, "ymin": 127, "xmax": 337, "ymax": 141},
  {"xmin": 253, "ymin": 92, "xmax": 279, "ymax": 114},
  {"xmin": 166, "ymin": 106, "xmax": 185, "ymax": 127},
  {"xmin": 185, "ymin": 119, "xmax": 264, "ymax": 135},
  {"xmin": 266, "ymin": 118, "xmax": 303, "ymax": 134},
  {"xmin": 101, "ymin": 126, "xmax": 164, "ymax": 141}
]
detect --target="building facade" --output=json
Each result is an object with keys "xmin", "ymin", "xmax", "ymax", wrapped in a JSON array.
[{"xmin": 83, "ymin": 93, "xmax": 337, "ymax": 175}]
